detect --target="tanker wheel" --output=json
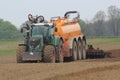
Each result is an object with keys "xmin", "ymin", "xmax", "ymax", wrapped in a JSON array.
[
  {"xmin": 77, "ymin": 40, "xmax": 82, "ymax": 60},
  {"xmin": 72, "ymin": 40, "xmax": 77, "ymax": 61},
  {"xmin": 43, "ymin": 45, "xmax": 56, "ymax": 63},
  {"xmin": 82, "ymin": 40, "xmax": 86, "ymax": 59},
  {"xmin": 58, "ymin": 40, "xmax": 64, "ymax": 63},
  {"xmin": 16, "ymin": 45, "xmax": 26, "ymax": 63}
]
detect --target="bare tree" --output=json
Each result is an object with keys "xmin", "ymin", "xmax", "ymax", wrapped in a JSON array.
[
  {"xmin": 93, "ymin": 11, "xmax": 106, "ymax": 22},
  {"xmin": 108, "ymin": 6, "xmax": 120, "ymax": 36},
  {"xmin": 93, "ymin": 11, "xmax": 106, "ymax": 36}
]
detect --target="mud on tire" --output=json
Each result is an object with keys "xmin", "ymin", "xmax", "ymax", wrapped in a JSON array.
[
  {"xmin": 82, "ymin": 40, "xmax": 86, "ymax": 59},
  {"xmin": 43, "ymin": 45, "xmax": 56, "ymax": 63},
  {"xmin": 72, "ymin": 40, "xmax": 77, "ymax": 61},
  {"xmin": 77, "ymin": 40, "xmax": 82, "ymax": 60},
  {"xmin": 16, "ymin": 45, "xmax": 26, "ymax": 63}
]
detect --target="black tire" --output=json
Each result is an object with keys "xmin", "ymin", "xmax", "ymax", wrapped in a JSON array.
[
  {"xmin": 43, "ymin": 45, "xmax": 56, "ymax": 63},
  {"xmin": 16, "ymin": 45, "xmax": 26, "ymax": 63},
  {"xmin": 58, "ymin": 40, "xmax": 64, "ymax": 63},
  {"xmin": 82, "ymin": 40, "xmax": 86, "ymax": 59},
  {"xmin": 72, "ymin": 40, "xmax": 77, "ymax": 61},
  {"xmin": 77, "ymin": 40, "xmax": 82, "ymax": 60}
]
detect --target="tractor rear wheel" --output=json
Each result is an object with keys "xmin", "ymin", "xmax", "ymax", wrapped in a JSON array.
[
  {"xmin": 82, "ymin": 40, "xmax": 86, "ymax": 59},
  {"xmin": 43, "ymin": 45, "xmax": 56, "ymax": 63},
  {"xmin": 16, "ymin": 45, "xmax": 26, "ymax": 63},
  {"xmin": 72, "ymin": 40, "xmax": 77, "ymax": 61},
  {"xmin": 58, "ymin": 40, "xmax": 64, "ymax": 63},
  {"xmin": 77, "ymin": 40, "xmax": 82, "ymax": 60}
]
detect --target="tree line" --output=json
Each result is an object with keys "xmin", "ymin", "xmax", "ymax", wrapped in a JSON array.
[
  {"xmin": 80, "ymin": 5, "xmax": 120, "ymax": 37},
  {"xmin": 0, "ymin": 5, "xmax": 119, "ymax": 40},
  {"xmin": 0, "ymin": 19, "xmax": 22, "ymax": 40}
]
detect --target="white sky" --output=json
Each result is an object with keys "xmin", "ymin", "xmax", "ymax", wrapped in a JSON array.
[{"xmin": 0, "ymin": 0, "xmax": 120, "ymax": 28}]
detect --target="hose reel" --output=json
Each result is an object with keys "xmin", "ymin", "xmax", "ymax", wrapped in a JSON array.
[{"xmin": 28, "ymin": 14, "xmax": 44, "ymax": 23}]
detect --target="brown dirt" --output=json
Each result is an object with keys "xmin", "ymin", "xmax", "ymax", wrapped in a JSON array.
[
  {"xmin": 0, "ymin": 44, "xmax": 120, "ymax": 80},
  {"xmin": 0, "ymin": 55, "xmax": 16, "ymax": 64},
  {"xmin": 108, "ymin": 49, "xmax": 120, "ymax": 58},
  {"xmin": 99, "ymin": 44, "xmax": 120, "ymax": 51},
  {"xmin": 46, "ymin": 63, "xmax": 120, "ymax": 80}
]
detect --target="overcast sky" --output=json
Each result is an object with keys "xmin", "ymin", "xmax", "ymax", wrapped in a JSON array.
[{"xmin": 0, "ymin": 0, "xmax": 120, "ymax": 28}]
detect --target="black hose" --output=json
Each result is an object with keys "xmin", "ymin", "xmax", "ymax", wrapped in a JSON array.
[
  {"xmin": 36, "ymin": 16, "xmax": 44, "ymax": 23},
  {"xmin": 64, "ymin": 11, "xmax": 79, "ymax": 18}
]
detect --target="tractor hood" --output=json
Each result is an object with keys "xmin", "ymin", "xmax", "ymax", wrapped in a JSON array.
[{"xmin": 29, "ymin": 35, "xmax": 44, "ymax": 51}]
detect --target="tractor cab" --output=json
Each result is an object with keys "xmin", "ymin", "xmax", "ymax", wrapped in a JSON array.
[
  {"xmin": 30, "ymin": 23, "xmax": 55, "ymax": 45},
  {"xmin": 25, "ymin": 14, "xmax": 55, "ymax": 50}
]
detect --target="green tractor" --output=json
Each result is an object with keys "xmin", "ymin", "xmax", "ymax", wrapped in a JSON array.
[{"xmin": 16, "ymin": 14, "xmax": 63, "ymax": 63}]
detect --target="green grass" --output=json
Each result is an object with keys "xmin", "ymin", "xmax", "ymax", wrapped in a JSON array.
[
  {"xmin": 87, "ymin": 37, "xmax": 120, "ymax": 47},
  {"xmin": 0, "ymin": 37, "xmax": 120, "ymax": 56},
  {"xmin": 0, "ymin": 49, "xmax": 15, "ymax": 56},
  {"xmin": 0, "ymin": 40, "xmax": 23, "ymax": 56}
]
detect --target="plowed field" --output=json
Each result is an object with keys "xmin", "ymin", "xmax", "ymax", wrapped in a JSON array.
[{"xmin": 0, "ymin": 44, "xmax": 120, "ymax": 80}]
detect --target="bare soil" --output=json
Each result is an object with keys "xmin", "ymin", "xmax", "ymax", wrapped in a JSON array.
[{"xmin": 0, "ymin": 44, "xmax": 120, "ymax": 80}]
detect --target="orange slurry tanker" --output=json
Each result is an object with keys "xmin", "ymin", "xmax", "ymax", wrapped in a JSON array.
[
  {"xmin": 51, "ymin": 11, "xmax": 86, "ymax": 61},
  {"xmin": 17, "ymin": 11, "xmax": 86, "ymax": 63}
]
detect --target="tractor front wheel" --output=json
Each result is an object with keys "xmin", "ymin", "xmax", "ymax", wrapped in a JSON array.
[
  {"xmin": 16, "ymin": 45, "xmax": 26, "ymax": 63},
  {"xmin": 43, "ymin": 45, "xmax": 56, "ymax": 63}
]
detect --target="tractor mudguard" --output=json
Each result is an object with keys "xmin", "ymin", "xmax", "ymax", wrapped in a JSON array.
[
  {"xmin": 51, "ymin": 36, "xmax": 64, "ymax": 61},
  {"xmin": 52, "ymin": 36, "xmax": 61, "ymax": 46}
]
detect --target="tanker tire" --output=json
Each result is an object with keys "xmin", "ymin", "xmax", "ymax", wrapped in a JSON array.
[
  {"xmin": 72, "ymin": 41, "xmax": 77, "ymax": 61},
  {"xmin": 82, "ymin": 40, "xmax": 86, "ymax": 59},
  {"xmin": 58, "ymin": 40, "xmax": 64, "ymax": 63},
  {"xmin": 16, "ymin": 45, "xmax": 26, "ymax": 63},
  {"xmin": 77, "ymin": 40, "xmax": 82, "ymax": 60},
  {"xmin": 43, "ymin": 45, "xmax": 56, "ymax": 63}
]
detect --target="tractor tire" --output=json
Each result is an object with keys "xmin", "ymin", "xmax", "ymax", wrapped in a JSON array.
[
  {"xmin": 77, "ymin": 40, "xmax": 82, "ymax": 60},
  {"xmin": 72, "ymin": 40, "xmax": 77, "ymax": 61},
  {"xmin": 43, "ymin": 45, "xmax": 56, "ymax": 63},
  {"xmin": 82, "ymin": 40, "xmax": 86, "ymax": 59},
  {"xmin": 58, "ymin": 40, "xmax": 64, "ymax": 63},
  {"xmin": 16, "ymin": 45, "xmax": 26, "ymax": 63}
]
